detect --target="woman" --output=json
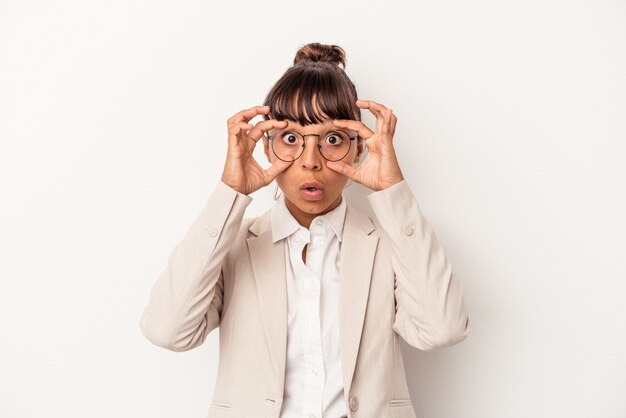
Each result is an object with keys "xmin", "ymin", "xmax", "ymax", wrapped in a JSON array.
[{"xmin": 139, "ymin": 42, "xmax": 470, "ymax": 418}]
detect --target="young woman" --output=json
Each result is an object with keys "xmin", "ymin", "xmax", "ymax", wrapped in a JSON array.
[{"xmin": 140, "ymin": 43, "xmax": 470, "ymax": 418}]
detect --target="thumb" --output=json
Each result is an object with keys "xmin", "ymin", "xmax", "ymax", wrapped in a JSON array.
[
  {"xmin": 326, "ymin": 160, "xmax": 356, "ymax": 180},
  {"xmin": 264, "ymin": 159, "xmax": 293, "ymax": 183}
]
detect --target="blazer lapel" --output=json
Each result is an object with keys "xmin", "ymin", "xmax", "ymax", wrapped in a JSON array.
[
  {"xmin": 339, "ymin": 203, "xmax": 378, "ymax": 397},
  {"xmin": 247, "ymin": 211, "xmax": 288, "ymax": 396},
  {"xmin": 246, "ymin": 202, "xmax": 378, "ymax": 399}
]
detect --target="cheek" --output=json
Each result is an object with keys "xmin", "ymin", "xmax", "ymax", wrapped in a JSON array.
[
  {"xmin": 338, "ymin": 151, "xmax": 357, "ymax": 170},
  {"xmin": 275, "ymin": 167, "xmax": 294, "ymax": 190},
  {"xmin": 325, "ymin": 166, "xmax": 349, "ymax": 189}
]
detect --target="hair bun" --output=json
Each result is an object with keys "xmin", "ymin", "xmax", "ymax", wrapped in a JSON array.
[{"xmin": 294, "ymin": 42, "xmax": 347, "ymax": 68}]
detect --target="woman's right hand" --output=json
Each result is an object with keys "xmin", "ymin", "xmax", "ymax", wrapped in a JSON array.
[{"xmin": 221, "ymin": 105, "xmax": 292, "ymax": 195}]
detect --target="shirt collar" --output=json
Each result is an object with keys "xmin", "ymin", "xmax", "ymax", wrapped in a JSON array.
[{"xmin": 270, "ymin": 191, "xmax": 347, "ymax": 243}]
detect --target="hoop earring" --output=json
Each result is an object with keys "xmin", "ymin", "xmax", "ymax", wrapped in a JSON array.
[
  {"xmin": 273, "ymin": 183, "xmax": 282, "ymax": 200},
  {"xmin": 344, "ymin": 179, "xmax": 352, "ymax": 189}
]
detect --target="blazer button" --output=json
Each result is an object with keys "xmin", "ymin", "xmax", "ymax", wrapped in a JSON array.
[
  {"xmin": 349, "ymin": 395, "xmax": 359, "ymax": 411},
  {"xmin": 208, "ymin": 227, "xmax": 218, "ymax": 237},
  {"xmin": 403, "ymin": 226, "xmax": 414, "ymax": 236}
]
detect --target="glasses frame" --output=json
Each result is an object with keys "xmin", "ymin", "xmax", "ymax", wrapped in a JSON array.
[{"xmin": 265, "ymin": 129, "xmax": 358, "ymax": 162}]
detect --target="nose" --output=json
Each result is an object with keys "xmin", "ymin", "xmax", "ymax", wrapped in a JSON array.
[{"xmin": 299, "ymin": 136, "xmax": 322, "ymax": 170}]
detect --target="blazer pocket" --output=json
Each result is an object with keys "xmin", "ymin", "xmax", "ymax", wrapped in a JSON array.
[
  {"xmin": 389, "ymin": 398, "xmax": 412, "ymax": 407},
  {"xmin": 389, "ymin": 398, "xmax": 417, "ymax": 418},
  {"xmin": 210, "ymin": 400, "xmax": 232, "ymax": 409}
]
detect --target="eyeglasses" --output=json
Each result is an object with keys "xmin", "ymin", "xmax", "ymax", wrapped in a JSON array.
[{"xmin": 265, "ymin": 128, "xmax": 357, "ymax": 162}]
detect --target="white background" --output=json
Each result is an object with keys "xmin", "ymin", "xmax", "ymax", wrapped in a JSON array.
[{"xmin": 1, "ymin": 0, "xmax": 625, "ymax": 417}]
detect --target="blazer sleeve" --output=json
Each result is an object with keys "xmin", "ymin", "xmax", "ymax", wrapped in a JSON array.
[
  {"xmin": 139, "ymin": 180, "xmax": 253, "ymax": 352},
  {"xmin": 367, "ymin": 179, "xmax": 470, "ymax": 351}
]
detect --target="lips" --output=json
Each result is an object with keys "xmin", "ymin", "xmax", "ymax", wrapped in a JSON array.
[
  {"xmin": 299, "ymin": 181, "xmax": 324, "ymax": 201},
  {"xmin": 299, "ymin": 181, "xmax": 324, "ymax": 191}
]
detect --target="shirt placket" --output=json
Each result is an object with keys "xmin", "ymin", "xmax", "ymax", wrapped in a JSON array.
[{"xmin": 290, "ymin": 227, "xmax": 325, "ymax": 418}]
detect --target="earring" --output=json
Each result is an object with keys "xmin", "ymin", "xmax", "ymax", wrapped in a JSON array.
[{"xmin": 273, "ymin": 183, "xmax": 282, "ymax": 200}]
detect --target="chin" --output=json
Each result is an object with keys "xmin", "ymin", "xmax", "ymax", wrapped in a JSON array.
[
  {"xmin": 306, "ymin": 203, "xmax": 332, "ymax": 214},
  {"xmin": 294, "ymin": 199, "xmax": 327, "ymax": 211},
  {"xmin": 296, "ymin": 194, "xmax": 341, "ymax": 213}
]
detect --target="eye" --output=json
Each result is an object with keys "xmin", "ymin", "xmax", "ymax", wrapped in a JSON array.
[
  {"xmin": 325, "ymin": 133, "xmax": 344, "ymax": 146},
  {"xmin": 280, "ymin": 132, "xmax": 299, "ymax": 145}
]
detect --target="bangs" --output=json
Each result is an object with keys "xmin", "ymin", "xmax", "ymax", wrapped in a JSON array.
[{"xmin": 263, "ymin": 65, "xmax": 360, "ymax": 125}]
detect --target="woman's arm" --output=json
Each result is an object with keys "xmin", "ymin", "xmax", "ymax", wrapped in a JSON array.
[
  {"xmin": 368, "ymin": 179, "xmax": 470, "ymax": 351},
  {"xmin": 329, "ymin": 100, "xmax": 469, "ymax": 351},
  {"xmin": 140, "ymin": 104, "xmax": 289, "ymax": 352},
  {"xmin": 138, "ymin": 181, "xmax": 252, "ymax": 352}
]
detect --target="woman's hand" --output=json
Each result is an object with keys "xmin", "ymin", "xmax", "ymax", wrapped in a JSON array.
[
  {"xmin": 221, "ymin": 105, "xmax": 292, "ymax": 195},
  {"xmin": 326, "ymin": 100, "xmax": 404, "ymax": 191}
]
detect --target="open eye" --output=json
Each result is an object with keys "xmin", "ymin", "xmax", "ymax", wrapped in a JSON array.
[
  {"xmin": 280, "ymin": 132, "xmax": 299, "ymax": 145},
  {"xmin": 325, "ymin": 133, "xmax": 344, "ymax": 146}
]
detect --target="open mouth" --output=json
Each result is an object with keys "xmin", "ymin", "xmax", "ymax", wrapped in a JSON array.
[{"xmin": 300, "ymin": 185, "xmax": 324, "ymax": 201}]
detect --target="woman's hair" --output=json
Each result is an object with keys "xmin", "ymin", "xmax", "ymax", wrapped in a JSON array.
[{"xmin": 262, "ymin": 42, "xmax": 361, "ymax": 125}]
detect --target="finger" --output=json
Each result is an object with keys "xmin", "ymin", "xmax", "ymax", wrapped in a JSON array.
[
  {"xmin": 356, "ymin": 99, "xmax": 389, "ymax": 112},
  {"xmin": 389, "ymin": 112, "xmax": 397, "ymax": 138},
  {"xmin": 356, "ymin": 100, "xmax": 392, "ymax": 120},
  {"xmin": 356, "ymin": 100, "xmax": 389, "ymax": 134},
  {"xmin": 356, "ymin": 99, "xmax": 387, "ymax": 118},
  {"xmin": 263, "ymin": 158, "xmax": 293, "ymax": 183},
  {"xmin": 227, "ymin": 121, "xmax": 254, "ymax": 148},
  {"xmin": 247, "ymin": 119, "xmax": 288, "ymax": 143},
  {"xmin": 379, "ymin": 108, "xmax": 393, "ymax": 135},
  {"xmin": 325, "ymin": 160, "xmax": 357, "ymax": 181},
  {"xmin": 382, "ymin": 107, "xmax": 395, "ymax": 134},
  {"xmin": 331, "ymin": 119, "xmax": 374, "ymax": 140},
  {"xmin": 228, "ymin": 105, "xmax": 271, "ymax": 127},
  {"xmin": 357, "ymin": 100, "xmax": 393, "ymax": 134}
]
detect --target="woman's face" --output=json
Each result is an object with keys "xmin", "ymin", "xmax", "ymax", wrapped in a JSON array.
[{"xmin": 263, "ymin": 118, "xmax": 363, "ymax": 228}]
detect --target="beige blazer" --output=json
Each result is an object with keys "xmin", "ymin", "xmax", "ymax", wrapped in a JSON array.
[{"xmin": 139, "ymin": 179, "xmax": 470, "ymax": 418}]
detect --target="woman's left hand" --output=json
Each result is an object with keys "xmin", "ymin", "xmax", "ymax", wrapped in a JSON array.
[{"xmin": 326, "ymin": 100, "xmax": 404, "ymax": 191}]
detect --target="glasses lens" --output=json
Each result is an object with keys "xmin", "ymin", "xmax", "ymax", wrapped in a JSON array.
[
  {"xmin": 319, "ymin": 130, "xmax": 351, "ymax": 161},
  {"xmin": 270, "ymin": 130, "xmax": 352, "ymax": 161},
  {"xmin": 271, "ymin": 131, "xmax": 304, "ymax": 161}
]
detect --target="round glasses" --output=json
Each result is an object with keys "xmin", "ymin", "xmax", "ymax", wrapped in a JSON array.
[{"xmin": 265, "ymin": 129, "xmax": 357, "ymax": 162}]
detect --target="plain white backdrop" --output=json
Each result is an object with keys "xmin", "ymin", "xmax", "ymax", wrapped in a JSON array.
[{"xmin": 1, "ymin": 0, "xmax": 625, "ymax": 417}]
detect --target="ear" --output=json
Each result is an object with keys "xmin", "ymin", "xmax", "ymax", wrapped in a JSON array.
[{"xmin": 353, "ymin": 138, "xmax": 364, "ymax": 164}]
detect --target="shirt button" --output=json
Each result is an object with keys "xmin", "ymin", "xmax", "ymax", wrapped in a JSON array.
[
  {"xmin": 403, "ymin": 225, "xmax": 414, "ymax": 236},
  {"xmin": 349, "ymin": 395, "xmax": 359, "ymax": 411},
  {"xmin": 208, "ymin": 227, "xmax": 218, "ymax": 237}
]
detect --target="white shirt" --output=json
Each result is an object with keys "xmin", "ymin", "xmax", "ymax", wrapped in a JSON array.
[{"xmin": 271, "ymin": 191, "xmax": 348, "ymax": 418}]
